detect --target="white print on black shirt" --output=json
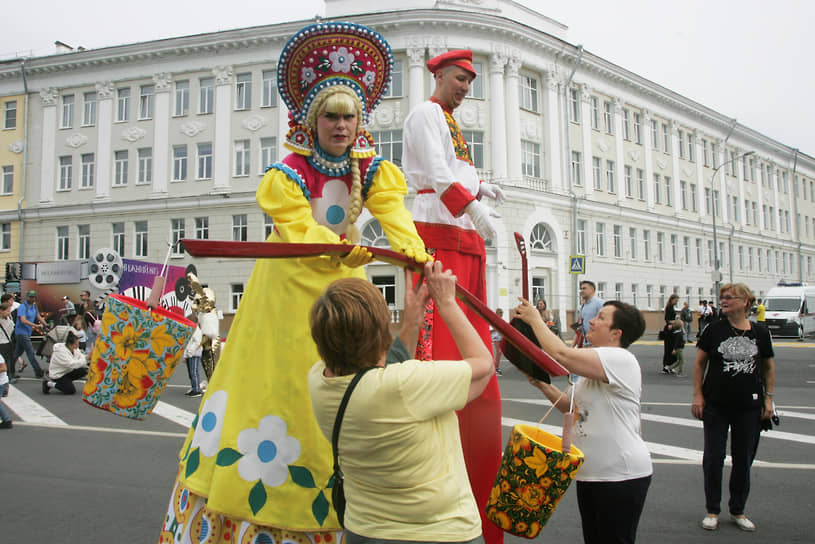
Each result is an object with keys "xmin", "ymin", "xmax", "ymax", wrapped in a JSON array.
[{"xmin": 718, "ymin": 336, "xmax": 758, "ymax": 376}]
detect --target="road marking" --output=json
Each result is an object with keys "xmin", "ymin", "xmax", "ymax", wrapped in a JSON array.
[
  {"xmin": 4, "ymin": 385, "xmax": 67, "ymax": 426},
  {"xmin": 11, "ymin": 421, "xmax": 187, "ymax": 438},
  {"xmin": 152, "ymin": 401, "xmax": 196, "ymax": 428}
]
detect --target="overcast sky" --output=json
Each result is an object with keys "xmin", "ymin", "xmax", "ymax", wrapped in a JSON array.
[{"xmin": 2, "ymin": 0, "xmax": 811, "ymax": 157}]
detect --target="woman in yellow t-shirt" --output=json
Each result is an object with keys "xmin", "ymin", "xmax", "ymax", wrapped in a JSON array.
[{"xmin": 309, "ymin": 261, "xmax": 494, "ymax": 543}]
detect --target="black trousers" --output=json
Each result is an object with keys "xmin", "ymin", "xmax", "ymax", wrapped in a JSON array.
[
  {"xmin": 52, "ymin": 368, "xmax": 88, "ymax": 394},
  {"xmin": 576, "ymin": 475, "xmax": 651, "ymax": 544},
  {"xmin": 702, "ymin": 402, "xmax": 761, "ymax": 516}
]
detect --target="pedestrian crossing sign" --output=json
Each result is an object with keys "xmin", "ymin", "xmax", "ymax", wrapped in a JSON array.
[{"xmin": 569, "ymin": 255, "xmax": 585, "ymax": 274}]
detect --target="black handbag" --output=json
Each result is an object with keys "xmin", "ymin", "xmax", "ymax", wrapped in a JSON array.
[
  {"xmin": 331, "ymin": 366, "xmax": 374, "ymax": 528},
  {"xmin": 658, "ymin": 329, "xmax": 665, "ymax": 340}
]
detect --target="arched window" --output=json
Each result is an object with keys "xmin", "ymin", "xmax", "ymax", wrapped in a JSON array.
[
  {"xmin": 530, "ymin": 222, "xmax": 554, "ymax": 252},
  {"xmin": 361, "ymin": 219, "xmax": 389, "ymax": 247}
]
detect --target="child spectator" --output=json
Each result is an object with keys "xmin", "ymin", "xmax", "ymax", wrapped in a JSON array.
[
  {"xmin": 667, "ymin": 318, "xmax": 685, "ymax": 376},
  {"xmin": 183, "ymin": 315, "xmax": 204, "ymax": 397}
]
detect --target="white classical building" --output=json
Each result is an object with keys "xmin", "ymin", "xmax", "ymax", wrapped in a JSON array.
[{"xmin": 1, "ymin": 0, "xmax": 813, "ymax": 328}]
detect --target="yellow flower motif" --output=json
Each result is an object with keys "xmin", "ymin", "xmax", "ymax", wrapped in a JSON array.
[
  {"xmin": 113, "ymin": 348, "xmax": 158, "ymax": 409},
  {"xmin": 539, "ymin": 476, "xmax": 553, "ymax": 488},
  {"xmin": 101, "ymin": 310, "xmax": 118, "ymax": 335},
  {"xmin": 523, "ymin": 447, "xmax": 551, "ymax": 478},
  {"xmin": 517, "ymin": 483, "xmax": 546, "ymax": 512},
  {"xmin": 489, "ymin": 485, "xmax": 502, "ymax": 504},
  {"xmin": 511, "ymin": 433, "xmax": 531, "ymax": 454},
  {"xmin": 150, "ymin": 324, "xmax": 176, "ymax": 355},
  {"xmin": 111, "ymin": 321, "xmax": 143, "ymax": 361}
]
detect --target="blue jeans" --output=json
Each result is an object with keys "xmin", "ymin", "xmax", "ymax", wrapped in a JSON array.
[
  {"xmin": 0, "ymin": 382, "xmax": 10, "ymax": 421},
  {"xmin": 13, "ymin": 334, "xmax": 42, "ymax": 376},
  {"xmin": 186, "ymin": 356, "xmax": 202, "ymax": 393}
]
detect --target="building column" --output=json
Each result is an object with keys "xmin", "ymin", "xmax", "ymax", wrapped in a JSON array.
[
  {"xmin": 488, "ymin": 50, "xmax": 507, "ymax": 182},
  {"xmin": 212, "ymin": 65, "xmax": 233, "ymax": 193},
  {"xmin": 152, "ymin": 73, "xmax": 171, "ymax": 195},
  {"xmin": 770, "ymin": 163, "xmax": 780, "ymax": 232},
  {"xmin": 39, "ymin": 88, "xmax": 58, "ymax": 203},
  {"xmin": 613, "ymin": 98, "xmax": 625, "ymax": 204},
  {"xmin": 406, "ymin": 46, "xmax": 426, "ymax": 113},
  {"xmin": 94, "ymin": 81, "xmax": 114, "ymax": 200},
  {"xmin": 642, "ymin": 109, "xmax": 654, "ymax": 208},
  {"xmin": 579, "ymin": 85, "xmax": 592, "ymax": 196},
  {"xmin": 505, "ymin": 56, "xmax": 522, "ymax": 182},
  {"xmin": 542, "ymin": 70, "xmax": 562, "ymax": 192}
]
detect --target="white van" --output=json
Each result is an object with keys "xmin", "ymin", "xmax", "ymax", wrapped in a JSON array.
[{"xmin": 762, "ymin": 283, "xmax": 815, "ymax": 339}]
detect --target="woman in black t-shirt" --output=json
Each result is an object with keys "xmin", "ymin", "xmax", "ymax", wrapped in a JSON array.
[{"xmin": 691, "ymin": 283, "xmax": 775, "ymax": 533}]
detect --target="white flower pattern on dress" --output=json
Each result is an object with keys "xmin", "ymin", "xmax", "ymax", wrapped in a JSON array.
[
  {"xmin": 236, "ymin": 415, "xmax": 302, "ymax": 487},
  {"xmin": 362, "ymin": 71, "xmax": 376, "ymax": 89},
  {"xmin": 329, "ymin": 47, "xmax": 354, "ymax": 73},
  {"xmin": 190, "ymin": 390, "xmax": 228, "ymax": 457}
]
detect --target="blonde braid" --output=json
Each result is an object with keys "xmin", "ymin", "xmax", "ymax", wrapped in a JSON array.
[{"xmin": 345, "ymin": 157, "xmax": 362, "ymax": 243}]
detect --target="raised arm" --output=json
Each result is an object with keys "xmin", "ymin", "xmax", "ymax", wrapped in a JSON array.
[{"xmin": 424, "ymin": 260, "xmax": 493, "ymax": 402}]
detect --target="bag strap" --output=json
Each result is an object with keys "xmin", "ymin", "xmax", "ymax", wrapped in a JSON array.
[{"xmin": 332, "ymin": 366, "xmax": 375, "ymax": 475}]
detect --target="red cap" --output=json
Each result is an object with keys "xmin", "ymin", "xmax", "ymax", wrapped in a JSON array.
[{"xmin": 426, "ymin": 49, "xmax": 476, "ymax": 79}]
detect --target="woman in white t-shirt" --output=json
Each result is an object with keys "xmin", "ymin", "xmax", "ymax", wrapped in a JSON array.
[
  {"xmin": 513, "ymin": 298, "xmax": 652, "ymax": 544},
  {"xmin": 308, "ymin": 261, "xmax": 494, "ymax": 544}
]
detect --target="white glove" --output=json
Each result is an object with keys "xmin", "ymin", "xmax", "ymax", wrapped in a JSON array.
[
  {"xmin": 478, "ymin": 182, "xmax": 505, "ymax": 205},
  {"xmin": 466, "ymin": 199, "xmax": 500, "ymax": 240}
]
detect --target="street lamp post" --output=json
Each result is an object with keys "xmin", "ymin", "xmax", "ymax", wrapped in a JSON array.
[{"xmin": 710, "ymin": 150, "xmax": 754, "ymax": 309}]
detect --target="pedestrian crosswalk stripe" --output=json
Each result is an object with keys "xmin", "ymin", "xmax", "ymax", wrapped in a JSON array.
[
  {"xmin": 5, "ymin": 385, "xmax": 67, "ymax": 426},
  {"xmin": 153, "ymin": 401, "xmax": 195, "ymax": 428}
]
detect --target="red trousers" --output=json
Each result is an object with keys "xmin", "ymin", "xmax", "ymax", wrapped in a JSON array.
[{"xmin": 415, "ymin": 228, "xmax": 504, "ymax": 544}]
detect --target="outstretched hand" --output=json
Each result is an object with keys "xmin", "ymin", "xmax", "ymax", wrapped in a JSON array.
[
  {"xmin": 424, "ymin": 260, "xmax": 457, "ymax": 306},
  {"xmin": 512, "ymin": 297, "xmax": 545, "ymax": 327}
]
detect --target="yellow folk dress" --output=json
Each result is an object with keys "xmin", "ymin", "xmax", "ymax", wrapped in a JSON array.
[{"xmin": 159, "ymin": 153, "xmax": 427, "ymax": 544}]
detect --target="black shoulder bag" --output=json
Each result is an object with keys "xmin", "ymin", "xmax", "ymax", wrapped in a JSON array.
[{"xmin": 331, "ymin": 366, "xmax": 374, "ymax": 528}]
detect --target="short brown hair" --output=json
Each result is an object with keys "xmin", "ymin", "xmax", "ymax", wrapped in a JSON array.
[
  {"xmin": 720, "ymin": 283, "xmax": 756, "ymax": 317},
  {"xmin": 603, "ymin": 301, "xmax": 646, "ymax": 348},
  {"xmin": 310, "ymin": 278, "xmax": 393, "ymax": 376}
]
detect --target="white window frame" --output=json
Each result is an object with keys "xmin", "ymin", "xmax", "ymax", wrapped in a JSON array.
[
  {"xmin": 139, "ymin": 85, "xmax": 154, "ymax": 120},
  {"xmin": 461, "ymin": 130, "xmax": 484, "ymax": 169},
  {"xmin": 232, "ymin": 214, "xmax": 248, "ymax": 242},
  {"xmin": 3, "ymin": 100, "xmax": 16, "ymax": 130},
  {"xmin": 112, "ymin": 222, "xmax": 125, "ymax": 255},
  {"xmin": 592, "ymin": 156, "xmax": 602, "ymax": 190},
  {"xmin": 235, "ymin": 72, "xmax": 252, "ymax": 110},
  {"xmin": 195, "ymin": 217, "xmax": 209, "ymax": 239},
  {"xmin": 595, "ymin": 222, "xmax": 606, "ymax": 257},
  {"xmin": 260, "ymin": 137, "xmax": 277, "ymax": 172},
  {"xmin": 171, "ymin": 219, "xmax": 186, "ymax": 255},
  {"xmin": 0, "ymin": 223, "xmax": 11, "ymax": 251},
  {"xmin": 77, "ymin": 224, "xmax": 90, "ymax": 259},
  {"xmin": 58, "ymin": 155, "xmax": 73, "ymax": 191},
  {"xmin": 520, "ymin": 74, "xmax": 539, "ymax": 112},
  {"xmin": 606, "ymin": 160, "xmax": 616, "ymax": 193},
  {"xmin": 369, "ymin": 131, "xmax": 401, "ymax": 165},
  {"xmin": 116, "ymin": 88, "xmax": 130, "ymax": 122},
  {"xmin": 137, "ymin": 148, "xmax": 153, "ymax": 184},
  {"xmin": 576, "ymin": 219, "xmax": 586, "ymax": 254},
  {"xmin": 569, "ymin": 88, "xmax": 580, "ymax": 123},
  {"xmin": 261, "ymin": 70, "xmax": 278, "ymax": 107},
  {"xmin": 613, "ymin": 224, "xmax": 622, "ymax": 258},
  {"xmin": 56, "ymin": 226, "xmax": 69, "ymax": 260},
  {"xmin": 571, "ymin": 151, "xmax": 582, "ymax": 187},
  {"xmin": 230, "ymin": 283, "xmax": 244, "ymax": 312},
  {"xmin": 603, "ymin": 101, "xmax": 613, "ymax": 134},
  {"xmin": 1, "ymin": 165, "xmax": 13, "ymax": 194},
  {"xmin": 61, "ymin": 94, "xmax": 74, "ymax": 128},
  {"xmin": 382, "ymin": 59, "xmax": 403, "ymax": 99},
  {"xmin": 174, "ymin": 80, "xmax": 190, "ymax": 116},
  {"xmin": 114, "ymin": 150, "xmax": 128, "ymax": 186},
  {"xmin": 172, "ymin": 145, "xmax": 188, "ymax": 181},
  {"xmin": 82, "ymin": 91, "xmax": 97, "ymax": 126},
  {"xmin": 197, "ymin": 142, "xmax": 213, "ymax": 180},
  {"xmin": 629, "ymin": 228, "xmax": 637, "ymax": 260},
  {"xmin": 521, "ymin": 140, "xmax": 541, "ymax": 178},
  {"xmin": 80, "ymin": 153, "xmax": 94, "ymax": 189},
  {"xmin": 465, "ymin": 61, "xmax": 484, "ymax": 99},
  {"xmin": 234, "ymin": 139, "xmax": 250, "ymax": 177},
  {"xmin": 199, "ymin": 77, "xmax": 214, "ymax": 114},
  {"xmin": 134, "ymin": 221, "xmax": 148, "ymax": 257}
]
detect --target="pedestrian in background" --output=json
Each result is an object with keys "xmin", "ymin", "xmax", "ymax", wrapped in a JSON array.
[
  {"xmin": 42, "ymin": 331, "xmax": 89, "ymax": 395},
  {"xmin": 692, "ymin": 283, "xmax": 775, "ymax": 532},
  {"xmin": 183, "ymin": 314, "xmax": 204, "ymax": 397},
  {"xmin": 667, "ymin": 318, "xmax": 686, "ymax": 376},
  {"xmin": 13, "ymin": 290, "xmax": 48, "ymax": 380},
  {"xmin": 680, "ymin": 301, "xmax": 693, "ymax": 339},
  {"xmin": 0, "ymin": 302, "xmax": 15, "ymax": 388},
  {"xmin": 662, "ymin": 293, "xmax": 679, "ymax": 373}
]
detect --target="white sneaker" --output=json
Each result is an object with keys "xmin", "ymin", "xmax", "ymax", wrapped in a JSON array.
[
  {"xmin": 730, "ymin": 514, "xmax": 756, "ymax": 532},
  {"xmin": 701, "ymin": 515, "xmax": 718, "ymax": 530}
]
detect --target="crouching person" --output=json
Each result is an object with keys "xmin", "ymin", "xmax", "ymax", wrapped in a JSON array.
[
  {"xmin": 308, "ymin": 260, "xmax": 494, "ymax": 544},
  {"xmin": 42, "ymin": 331, "xmax": 89, "ymax": 395}
]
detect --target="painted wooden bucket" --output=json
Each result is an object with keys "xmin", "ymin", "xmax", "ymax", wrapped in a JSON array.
[
  {"xmin": 82, "ymin": 294, "xmax": 194, "ymax": 420},
  {"xmin": 486, "ymin": 424, "xmax": 584, "ymax": 538}
]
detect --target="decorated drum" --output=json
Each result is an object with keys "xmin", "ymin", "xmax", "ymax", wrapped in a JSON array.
[
  {"xmin": 82, "ymin": 294, "xmax": 195, "ymax": 420},
  {"xmin": 486, "ymin": 424, "xmax": 584, "ymax": 538}
]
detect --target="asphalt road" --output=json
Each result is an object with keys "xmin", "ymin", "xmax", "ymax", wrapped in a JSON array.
[{"xmin": 2, "ymin": 340, "xmax": 814, "ymax": 543}]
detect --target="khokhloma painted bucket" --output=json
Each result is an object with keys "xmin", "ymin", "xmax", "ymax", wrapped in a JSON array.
[
  {"xmin": 82, "ymin": 294, "xmax": 194, "ymax": 420},
  {"xmin": 486, "ymin": 424, "xmax": 584, "ymax": 538}
]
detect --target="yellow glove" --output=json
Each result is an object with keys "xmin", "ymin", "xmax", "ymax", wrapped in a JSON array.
[
  {"xmin": 333, "ymin": 245, "xmax": 374, "ymax": 268},
  {"xmin": 404, "ymin": 246, "xmax": 433, "ymax": 264}
]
